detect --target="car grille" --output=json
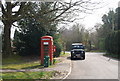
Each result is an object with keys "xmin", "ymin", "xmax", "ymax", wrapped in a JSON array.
[{"xmin": 74, "ymin": 51, "xmax": 81, "ymax": 54}]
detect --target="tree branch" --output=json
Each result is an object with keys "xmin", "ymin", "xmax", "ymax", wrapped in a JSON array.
[
  {"xmin": 12, "ymin": 2, "xmax": 19, "ymax": 8},
  {"xmin": 1, "ymin": 4, "xmax": 7, "ymax": 17},
  {"xmin": 12, "ymin": 2, "xmax": 31, "ymax": 22},
  {"xmin": 13, "ymin": 2, "xmax": 26, "ymax": 18}
]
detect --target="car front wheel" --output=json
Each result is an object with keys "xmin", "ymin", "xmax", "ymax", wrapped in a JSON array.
[{"xmin": 82, "ymin": 55, "xmax": 85, "ymax": 60}]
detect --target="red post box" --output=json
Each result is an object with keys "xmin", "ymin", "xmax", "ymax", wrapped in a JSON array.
[
  {"xmin": 53, "ymin": 46, "xmax": 56, "ymax": 52},
  {"xmin": 40, "ymin": 36, "xmax": 55, "ymax": 65}
]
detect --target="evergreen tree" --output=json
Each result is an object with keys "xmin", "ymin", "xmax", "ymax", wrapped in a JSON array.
[
  {"xmin": 14, "ymin": 3, "xmax": 61, "ymax": 56},
  {"xmin": 102, "ymin": 8, "xmax": 120, "ymax": 55}
]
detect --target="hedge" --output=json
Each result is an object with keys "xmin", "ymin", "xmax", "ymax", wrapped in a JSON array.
[{"xmin": 105, "ymin": 30, "xmax": 120, "ymax": 55}]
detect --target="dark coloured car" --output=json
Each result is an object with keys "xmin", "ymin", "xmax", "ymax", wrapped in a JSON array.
[{"xmin": 71, "ymin": 43, "xmax": 85, "ymax": 60}]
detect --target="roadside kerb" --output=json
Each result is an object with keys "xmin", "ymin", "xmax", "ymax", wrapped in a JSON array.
[{"xmin": 62, "ymin": 59, "xmax": 72, "ymax": 79}]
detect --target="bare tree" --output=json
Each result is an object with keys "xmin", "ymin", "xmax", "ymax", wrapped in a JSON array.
[{"xmin": 60, "ymin": 23, "xmax": 86, "ymax": 50}]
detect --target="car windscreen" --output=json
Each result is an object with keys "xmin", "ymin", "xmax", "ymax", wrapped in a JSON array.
[{"xmin": 72, "ymin": 45, "xmax": 84, "ymax": 49}]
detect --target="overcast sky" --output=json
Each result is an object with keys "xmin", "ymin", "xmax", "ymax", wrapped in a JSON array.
[
  {"xmin": 57, "ymin": 0, "xmax": 120, "ymax": 32},
  {"xmin": 77, "ymin": 0, "xmax": 119, "ymax": 30}
]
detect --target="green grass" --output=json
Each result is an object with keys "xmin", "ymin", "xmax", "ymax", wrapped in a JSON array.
[
  {"xmin": 1, "ymin": 52, "xmax": 67, "ymax": 70},
  {"xmin": 1, "ymin": 54, "xmax": 63, "ymax": 79},
  {"xmin": 2, "ymin": 61, "xmax": 43, "ymax": 69},
  {"xmin": 2, "ymin": 54, "xmax": 24, "ymax": 64},
  {"xmin": 60, "ymin": 52, "xmax": 70, "ymax": 57},
  {"xmin": 90, "ymin": 50, "xmax": 106, "ymax": 52},
  {"xmin": 2, "ymin": 59, "xmax": 62, "ymax": 69},
  {"xmin": 2, "ymin": 54, "xmax": 43, "ymax": 69},
  {"xmin": 2, "ymin": 71, "xmax": 57, "ymax": 79},
  {"xmin": 2, "ymin": 54, "xmax": 63, "ymax": 69},
  {"xmin": 103, "ymin": 53, "xmax": 118, "ymax": 59},
  {"xmin": 53, "ymin": 58, "xmax": 61, "ymax": 65}
]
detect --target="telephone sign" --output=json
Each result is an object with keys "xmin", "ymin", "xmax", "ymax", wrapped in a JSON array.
[{"xmin": 42, "ymin": 38, "xmax": 50, "ymax": 40}]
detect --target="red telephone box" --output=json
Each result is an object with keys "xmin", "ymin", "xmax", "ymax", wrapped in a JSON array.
[{"xmin": 40, "ymin": 36, "xmax": 55, "ymax": 65}]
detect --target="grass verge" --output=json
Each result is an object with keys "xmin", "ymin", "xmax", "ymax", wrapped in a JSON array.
[
  {"xmin": 2, "ymin": 54, "xmax": 24, "ymax": 64},
  {"xmin": 2, "ymin": 71, "xmax": 57, "ymax": 79},
  {"xmin": 2, "ymin": 54, "xmax": 63, "ymax": 69},
  {"xmin": 2, "ymin": 54, "xmax": 43, "ymax": 69},
  {"xmin": 2, "ymin": 61, "xmax": 43, "ymax": 69},
  {"xmin": 90, "ymin": 50, "xmax": 106, "ymax": 52},
  {"xmin": 103, "ymin": 53, "xmax": 118, "ymax": 60},
  {"xmin": 60, "ymin": 52, "xmax": 70, "ymax": 57},
  {"xmin": 2, "ymin": 58, "xmax": 62, "ymax": 69},
  {"xmin": 2, "ymin": 52, "xmax": 67, "ymax": 70}
]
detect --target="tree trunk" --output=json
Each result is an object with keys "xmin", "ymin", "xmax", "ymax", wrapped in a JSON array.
[
  {"xmin": 2, "ymin": 21, "xmax": 12, "ymax": 57},
  {"xmin": 63, "ymin": 42, "xmax": 66, "ymax": 54},
  {"xmin": 88, "ymin": 40, "xmax": 91, "ymax": 51}
]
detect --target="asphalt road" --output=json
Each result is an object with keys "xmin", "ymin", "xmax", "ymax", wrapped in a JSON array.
[{"xmin": 66, "ymin": 52, "xmax": 118, "ymax": 79}]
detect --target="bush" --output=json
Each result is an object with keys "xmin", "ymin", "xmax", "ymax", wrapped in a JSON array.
[{"xmin": 53, "ymin": 40, "xmax": 62, "ymax": 57}]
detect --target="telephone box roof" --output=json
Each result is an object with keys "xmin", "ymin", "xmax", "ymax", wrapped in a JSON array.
[{"xmin": 41, "ymin": 36, "xmax": 53, "ymax": 38}]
